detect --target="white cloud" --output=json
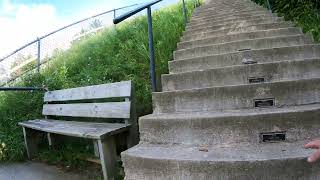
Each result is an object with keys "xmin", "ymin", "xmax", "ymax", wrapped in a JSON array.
[{"xmin": 0, "ymin": 0, "xmax": 64, "ymax": 58}]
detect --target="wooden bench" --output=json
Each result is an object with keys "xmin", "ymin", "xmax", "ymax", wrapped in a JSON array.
[{"xmin": 19, "ymin": 81, "xmax": 138, "ymax": 180}]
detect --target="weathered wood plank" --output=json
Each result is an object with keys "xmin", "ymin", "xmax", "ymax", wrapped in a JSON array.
[
  {"xmin": 98, "ymin": 138, "xmax": 117, "ymax": 180},
  {"xmin": 44, "ymin": 81, "xmax": 131, "ymax": 102},
  {"xmin": 42, "ymin": 102, "xmax": 130, "ymax": 118},
  {"xmin": 19, "ymin": 119, "xmax": 130, "ymax": 139}
]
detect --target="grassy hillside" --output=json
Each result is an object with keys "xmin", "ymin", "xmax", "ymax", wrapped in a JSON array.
[
  {"xmin": 252, "ymin": 0, "xmax": 320, "ymax": 42},
  {"xmin": 0, "ymin": 0, "xmax": 199, "ymax": 162}
]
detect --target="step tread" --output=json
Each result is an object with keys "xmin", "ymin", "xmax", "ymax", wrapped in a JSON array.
[{"xmin": 124, "ymin": 141, "xmax": 312, "ymax": 162}]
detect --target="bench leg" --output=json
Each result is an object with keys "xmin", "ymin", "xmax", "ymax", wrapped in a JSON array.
[
  {"xmin": 93, "ymin": 141, "xmax": 100, "ymax": 157},
  {"xmin": 97, "ymin": 138, "xmax": 117, "ymax": 180},
  {"xmin": 47, "ymin": 133, "xmax": 64, "ymax": 148},
  {"xmin": 22, "ymin": 127, "xmax": 41, "ymax": 159}
]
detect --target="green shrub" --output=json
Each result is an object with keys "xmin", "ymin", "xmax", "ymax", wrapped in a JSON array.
[
  {"xmin": 252, "ymin": 0, "xmax": 320, "ymax": 42},
  {"xmin": 0, "ymin": 1, "xmax": 199, "ymax": 162}
]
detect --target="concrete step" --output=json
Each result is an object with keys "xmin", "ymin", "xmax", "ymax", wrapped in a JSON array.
[
  {"xmin": 163, "ymin": 59, "xmax": 320, "ymax": 91},
  {"xmin": 178, "ymin": 28, "xmax": 302, "ymax": 50},
  {"xmin": 174, "ymin": 35, "xmax": 313, "ymax": 60},
  {"xmin": 182, "ymin": 22, "xmax": 294, "ymax": 41},
  {"xmin": 194, "ymin": 1, "xmax": 260, "ymax": 11},
  {"xmin": 191, "ymin": 10, "xmax": 275, "ymax": 22},
  {"xmin": 122, "ymin": 142, "xmax": 320, "ymax": 180},
  {"xmin": 188, "ymin": 13, "xmax": 277, "ymax": 27},
  {"xmin": 140, "ymin": 104, "xmax": 320, "ymax": 146},
  {"xmin": 187, "ymin": 15, "xmax": 280, "ymax": 30},
  {"xmin": 185, "ymin": 17, "xmax": 284, "ymax": 32},
  {"xmin": 192, "ymin": 5, "xmax": 265, "ymax": 16},
  {"xmin": 184, "ymin": 17, "xmax": 286, "ymax": 36},
  {"xmin": 192, "ymin": 8, "xmax": 268, "ymax": 19},
  {"xmin": 192, "ymin": 7, "xmax": 265, "ymax": 17},
  {"xmin": 187, "ymin": 12, "xmax": 277, "ymax": 26},
  {"xmin": 153, "ymin": 78, "xmax": 320, "ymax": 113},
  {"xmin": 169, "ymin": 45, "xmax": 320, "ymax": 73}
]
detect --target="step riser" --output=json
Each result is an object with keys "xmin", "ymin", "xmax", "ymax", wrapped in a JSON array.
[
  {"xmin": 187, "ymin": 16, "xmax": 279, "ymax": 30},
  {"xmin": 185, "ymin": 17, "xmax": 284, "ymax": 32},
  {"xmin": 123, "ymin": 155, "xmax": 320, "ymax": 180},
  {"xmin": 178, "ymin": 28, "xmax": 302, "ymax": 50},
  {"xmin": 140, "ymin": 108, "xmax": 320, "ymax": 146},
  {"xmin": 191, "ymin": 10, "xmax": 274, "ymax": 22},
  {"xmin": 174, "ymin": 35, "xmax": 312, "ymax": 60},
  {"xmin": 153, "ymin": 79, "xmax": 320, "ymax": 113},
  {"xmin": 190, "ymin": 12, "xmax": 277, "ymax": 25},
  {"xmin": 184, "ymin": 18, "xmax": 285, "ymax": 36},
  {"xmin": 163, "ymin": 59, "xmax": 320, "ymax": 91},
  {"xmin": 182, "ymin": 22, "xmax": 293, "ymax": 41},
  {"xmin": 169, "ymin": 45, "xmax": 320, "ymax": 73}
]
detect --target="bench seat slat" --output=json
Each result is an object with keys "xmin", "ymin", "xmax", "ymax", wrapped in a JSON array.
[
  {"xmin": 44, "ymin": 81, "xmax": 131, "ymax": 102},
  {"xmin": 18, "ymin": 119, "xmax": 130, "ymax": 139},
  {"xmin": 42, "ymin": 102, "xmax": 130, "ymax": 119}
]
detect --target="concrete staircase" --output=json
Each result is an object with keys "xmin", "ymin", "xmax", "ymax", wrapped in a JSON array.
[{"xmin": 122, "ymin": 0, "xmax": 320, "ymax": 179}]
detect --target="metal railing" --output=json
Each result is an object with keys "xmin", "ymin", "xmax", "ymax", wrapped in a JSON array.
[
  {"xmin": 114, "ymin": 0, "xmax": 198, "ymax": 92},
  {"xmin": 0, "ymin": 3, "xmax": 142, "ymax": 86}
]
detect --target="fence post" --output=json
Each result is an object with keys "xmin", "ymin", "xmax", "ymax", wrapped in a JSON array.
[
  {"xmin": 182, "ymin": 0, "xmax": 188, "ymax": 26},
  {"xmin": 113, "ymin": 10, "xmax": 116, "ymax": 28},
  {"xmin": 147, "ymin": 6, "xmax": 157, "ymax": 92},
  {"xmin": 37, "ymin": 38, "xmax": 41, "ymax": 73}
]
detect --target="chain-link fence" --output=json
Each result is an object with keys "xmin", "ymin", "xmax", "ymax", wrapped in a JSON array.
[{"xmin": 0, "ymin": 0, "xmax": 188, "ymax": 86}]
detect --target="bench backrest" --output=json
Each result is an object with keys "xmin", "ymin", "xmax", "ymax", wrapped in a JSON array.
[{"xmin": 42, "ymin": 81, "xmax": 133, "ymax": 124}]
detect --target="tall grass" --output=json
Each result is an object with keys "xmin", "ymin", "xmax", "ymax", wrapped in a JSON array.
[
  {"xmin": 252, "ymin": 0, "xmax": 320, "ymax": 42},
  {"xmin": 0, "ymin": 1, "xmax": 199, "ymax": 162}
]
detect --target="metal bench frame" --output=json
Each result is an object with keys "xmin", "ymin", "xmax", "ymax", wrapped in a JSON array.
[{"xmin": 19, "ymin": 81, "xmax": 138, "ymax": 180}]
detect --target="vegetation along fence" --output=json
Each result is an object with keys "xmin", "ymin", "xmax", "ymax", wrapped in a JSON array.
[
  {"xmin": 0, "ymin": 2, "xmax": 144, "ymax": 86},
  {"xmin": 0, "ymin": 0, "xmax": 200, "ymax": 89},
  {"xmin": 114, "ymin": 0, "xmax": 201, "ymax": 92}
]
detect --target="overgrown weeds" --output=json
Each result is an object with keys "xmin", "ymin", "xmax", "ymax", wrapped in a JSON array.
[{"xmin": 252, "ymin": 0, "xmax": 320, "ymax": 42}]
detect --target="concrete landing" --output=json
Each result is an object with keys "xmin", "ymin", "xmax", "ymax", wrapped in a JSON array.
[{"xmin": 0, "ymin": 162, "xmax": 87, "ymax": 180}]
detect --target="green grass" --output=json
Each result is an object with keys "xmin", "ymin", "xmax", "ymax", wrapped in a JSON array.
[
  {"xmin": 0, "ymin": 0, "xmax": 199, "ymax": 166},
  {"xmin": 252, "ymin": 0, "xmax": 320, "ymax": 42}
]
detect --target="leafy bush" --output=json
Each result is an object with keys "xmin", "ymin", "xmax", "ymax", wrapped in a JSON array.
[
  {"xmin": 252, "ymin": 0, "xmax": 320, "ymax": 41},
  {"xmin": 0, "ymin": 1, "xmax": 199, "ymax": 162}
]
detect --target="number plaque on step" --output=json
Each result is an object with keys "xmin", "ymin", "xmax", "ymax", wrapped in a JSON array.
[
  {"xmin": 248, "ymin": 77, "xmax": 265, "ymax": 84},
  {"xmin": 254, "ymin": 98, "xmax": 275, "ymax": 108},
  {"xmin": 260, "ymin": 131, "xmax": 286, "ymax": 143}
]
